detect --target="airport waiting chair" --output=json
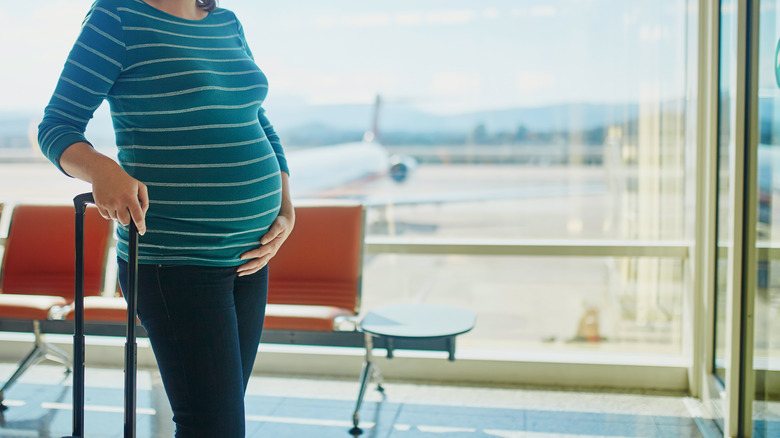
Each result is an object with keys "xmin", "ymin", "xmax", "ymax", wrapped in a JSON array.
[
  {"xmin": 62, "ymin": 203, "xmax": 367, "ymax": 332},
  {"xmin": 0, "ymin": 204, "xmax": 112, "ymax": 406},
  {"xmin": 265, "ymin": 203, "xmax": 366, "ymax": 331}
]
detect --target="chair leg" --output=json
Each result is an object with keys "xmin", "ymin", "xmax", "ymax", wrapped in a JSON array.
[
  {"xmin": 41, "ymin": 342, "xmax": 72, "ymax": 370},
  {"xmin": 0, "ymin": 340, "xmax": 45, "ymax": 405},
  {"xmin": 0, "ymin": 321, "xmax": 72, "ymax": 408},
  {"xmin": 30, "ymin": 319, "xmax": 71, "ymax": 370}
]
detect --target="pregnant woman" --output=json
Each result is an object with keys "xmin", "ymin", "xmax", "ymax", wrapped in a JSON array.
[{"xmin": 38, "ymin": 0, "xmax": 293, "ymax": 436}]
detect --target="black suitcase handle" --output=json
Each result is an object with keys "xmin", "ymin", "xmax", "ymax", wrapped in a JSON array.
[{"xmin": 66, "ymin": 193, "xmax": 139, "ymax": 438}]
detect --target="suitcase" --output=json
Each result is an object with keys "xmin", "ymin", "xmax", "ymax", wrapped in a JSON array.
[{"xmin": 64, "ymin": 192, "xmax": 139, "ymax": 438}]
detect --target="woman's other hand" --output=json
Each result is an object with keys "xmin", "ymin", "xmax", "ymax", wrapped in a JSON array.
[
  {"xmin": 60, "ymin": 142, "xmax": 149, "ymax": 235},
  {"xmin": 237, "ymin": 212, "xmax": 294, "ymax": 276},
  {"xmin": 237, "ymin": 171, "xmax": 294, "ymax": 277}
]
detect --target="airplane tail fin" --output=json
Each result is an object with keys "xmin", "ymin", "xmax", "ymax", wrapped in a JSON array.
[{"xmin": 363, "ymin": 95, "xmax": 381, "ymax": 143}]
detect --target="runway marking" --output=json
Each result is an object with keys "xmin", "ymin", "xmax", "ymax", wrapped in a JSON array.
[
  {"xmin": 416, "ymin": 425, "xmax": 478, "ymax": 433},
  {"xmin": 1, "ymin": 399, "xmax": 26, "ymax": 407},
  {"xmin": 245, "ymin": 414, "xmax": 372, "ymax": 428},
  {"xmin": 41, "ymin": 402, "xmax": 156, "ymax": 416},
  {"xmin": 484, "ymin": 431, "xmax": 525, "ymax": 438}
]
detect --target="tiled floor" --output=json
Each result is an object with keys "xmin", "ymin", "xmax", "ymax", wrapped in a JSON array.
[{"xmin": 0, "ymin": 362, "xmax": 725, "ymax": 438}]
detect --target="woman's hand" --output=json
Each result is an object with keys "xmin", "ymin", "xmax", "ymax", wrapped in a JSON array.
[
  {"xmin": 237, "ymin": 211, "xmax": 294, "ymax": 276},
  {"xmin": 91, "ymin": 161, "xmax": 149, "ymax": 235},
  {"xmin": 238, "ymin": 171, "xmax": 294, "ymax": 276},
  {"xmin": 60, "ymin": 142, "xmax": 149, "ymax": 234}
]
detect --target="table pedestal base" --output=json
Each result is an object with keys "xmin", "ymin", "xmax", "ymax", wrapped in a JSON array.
[{"xmin": 349, "ymin": 303, "xmax": 476, "ymax": 435}]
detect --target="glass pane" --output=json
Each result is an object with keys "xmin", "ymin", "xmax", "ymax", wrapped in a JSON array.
[
  {"xmin": 0, "ymin": 1, "xmax": 693, "ymax": 363},
  {"xmin": 753, "ymin": 0, "xmax": 780, "ymax": 435},
  {"xmin": 714, "ymin": 0, "xmax": 738, "ymax": 385},
  {"xmin": 363, "ymin": 254, "xmax": 685, "ymax": 355}
]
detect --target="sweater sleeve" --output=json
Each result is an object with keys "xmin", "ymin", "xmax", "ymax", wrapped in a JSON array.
[
  {"xmin": 258, "ymin": 107, "xmax": 289, "ymax": 175},
  {"xmin": 37, "ymin": 1, "xmax": 125, "ymax": 174},
  {"xmin": 235, "ymin": 13, "xmax": 290, "ymax": 176}
]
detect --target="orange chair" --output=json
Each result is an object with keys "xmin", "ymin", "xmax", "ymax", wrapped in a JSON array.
[
  {"xmin": 65, "ymin": 295, "xmax": 130, "ymax": 323},
  {"xmin": 0, "ymin": 204, "xmax": 112, "ymax": 407},
  {"xmin": 64, "ymin": 277, "xmax": 134, "ymax": 323},
  {"xmin": 60, "ymin": 203, "xmax": 367, "ymax": 332},
  {"xmin": 265, "ymin": 203, "xmax": 365, "ymax": 331}
]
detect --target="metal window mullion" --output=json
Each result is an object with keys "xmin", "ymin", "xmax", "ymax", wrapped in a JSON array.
[
  {"xmin": 723, "ymin": 0, "xmax": 756, "ymax": 435},
  {"xmin": 739, "ymin": 0, "xmax": 760, "ymax": 435},
  {"xmin": 691, "ymin": 0, "xmax": 721, "ymax": 400}
]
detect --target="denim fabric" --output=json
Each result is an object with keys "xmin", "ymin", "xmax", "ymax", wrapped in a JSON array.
[{"xmin": 118, "ymin": 259, "xmax": 268, "ymax": 438}]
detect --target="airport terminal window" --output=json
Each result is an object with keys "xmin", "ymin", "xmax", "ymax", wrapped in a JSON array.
[{"xmin": 1, "ymin": 1, "xmax": 693, "ymax": 357}]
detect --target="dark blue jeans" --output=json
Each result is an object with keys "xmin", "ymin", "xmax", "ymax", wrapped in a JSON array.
[{"xmin": 118, "ymin": 259, "xmax": 268, "ymax": 438}]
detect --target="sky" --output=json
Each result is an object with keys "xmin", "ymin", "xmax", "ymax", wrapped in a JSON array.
[{"xmin": 0, "ymin": 0, "xmax": 689, "ymax": 115}]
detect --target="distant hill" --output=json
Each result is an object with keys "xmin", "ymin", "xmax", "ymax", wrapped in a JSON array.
[
  {"xmin": 268, "ymin": 101, "xmax": 642, "ymax": 135},
  {"xmin": 0, "ymin": 99, "xmax": 719, "ymax": 150},
  {"xmin": 2, "ymin": 102, "xmax": 645, "ymax": 146}
]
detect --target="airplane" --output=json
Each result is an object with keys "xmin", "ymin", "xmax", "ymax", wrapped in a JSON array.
[{"xmin": 284, "ymin": 95, "xmax": 419, "ymax": 200}]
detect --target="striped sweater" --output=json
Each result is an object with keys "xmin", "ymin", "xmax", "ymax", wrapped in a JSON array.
[{"xmin": 38, "ymin": 0, "xmax": 289, "ymax": 267}]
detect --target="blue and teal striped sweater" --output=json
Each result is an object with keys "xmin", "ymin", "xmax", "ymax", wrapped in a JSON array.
[{"xmin": 38, "ymin": 0, "xmax": 289, "ymax": 267}]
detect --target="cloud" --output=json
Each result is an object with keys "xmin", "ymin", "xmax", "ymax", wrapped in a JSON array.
[
  {"xmin": 395, "ymin": 12, "xmax": 423, "ymax": 26},
  {"xmin": 530, "ymin": 6, "xmax": 558, "ymax": 17},
  {"xmin": 342, "ymin": 14, "xmax": 392, "ymax": 28},
  {"xmin": 516, "ymin": 72, "xmax": 556, "ymax": 93},
  {"xmin": 425, "ymin": 10, "xmax": 476, "ymax": 25},
  {"xmin": 313, "ymin": 9, "xmax": 478, "ymax": 29},
  {"xmin": 639, "ymin": 25, "xmax": 662, "ymax": 42},
  {"xmin": 622, "ymin": 11, "xmax": 639, "ymax": 27},
  {"xmin": 511, "ymin": 6, "xmax": 559, "ymax": 18},
  {"xmin": 265, "ymin": 64, "xmax": 401, "ymax": 106},
  {"xmin": 482, "ymin": 8, "xmax": 500, "ymax": 19},
  {"xmin": 314, "ymin": 16, "xmax": 337, "ymax": 28}
]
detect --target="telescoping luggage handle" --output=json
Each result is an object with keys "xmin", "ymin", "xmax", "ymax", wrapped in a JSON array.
[{"xmin": 66, "ymin": 193, "xmax": 139, "ymax": 438}]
